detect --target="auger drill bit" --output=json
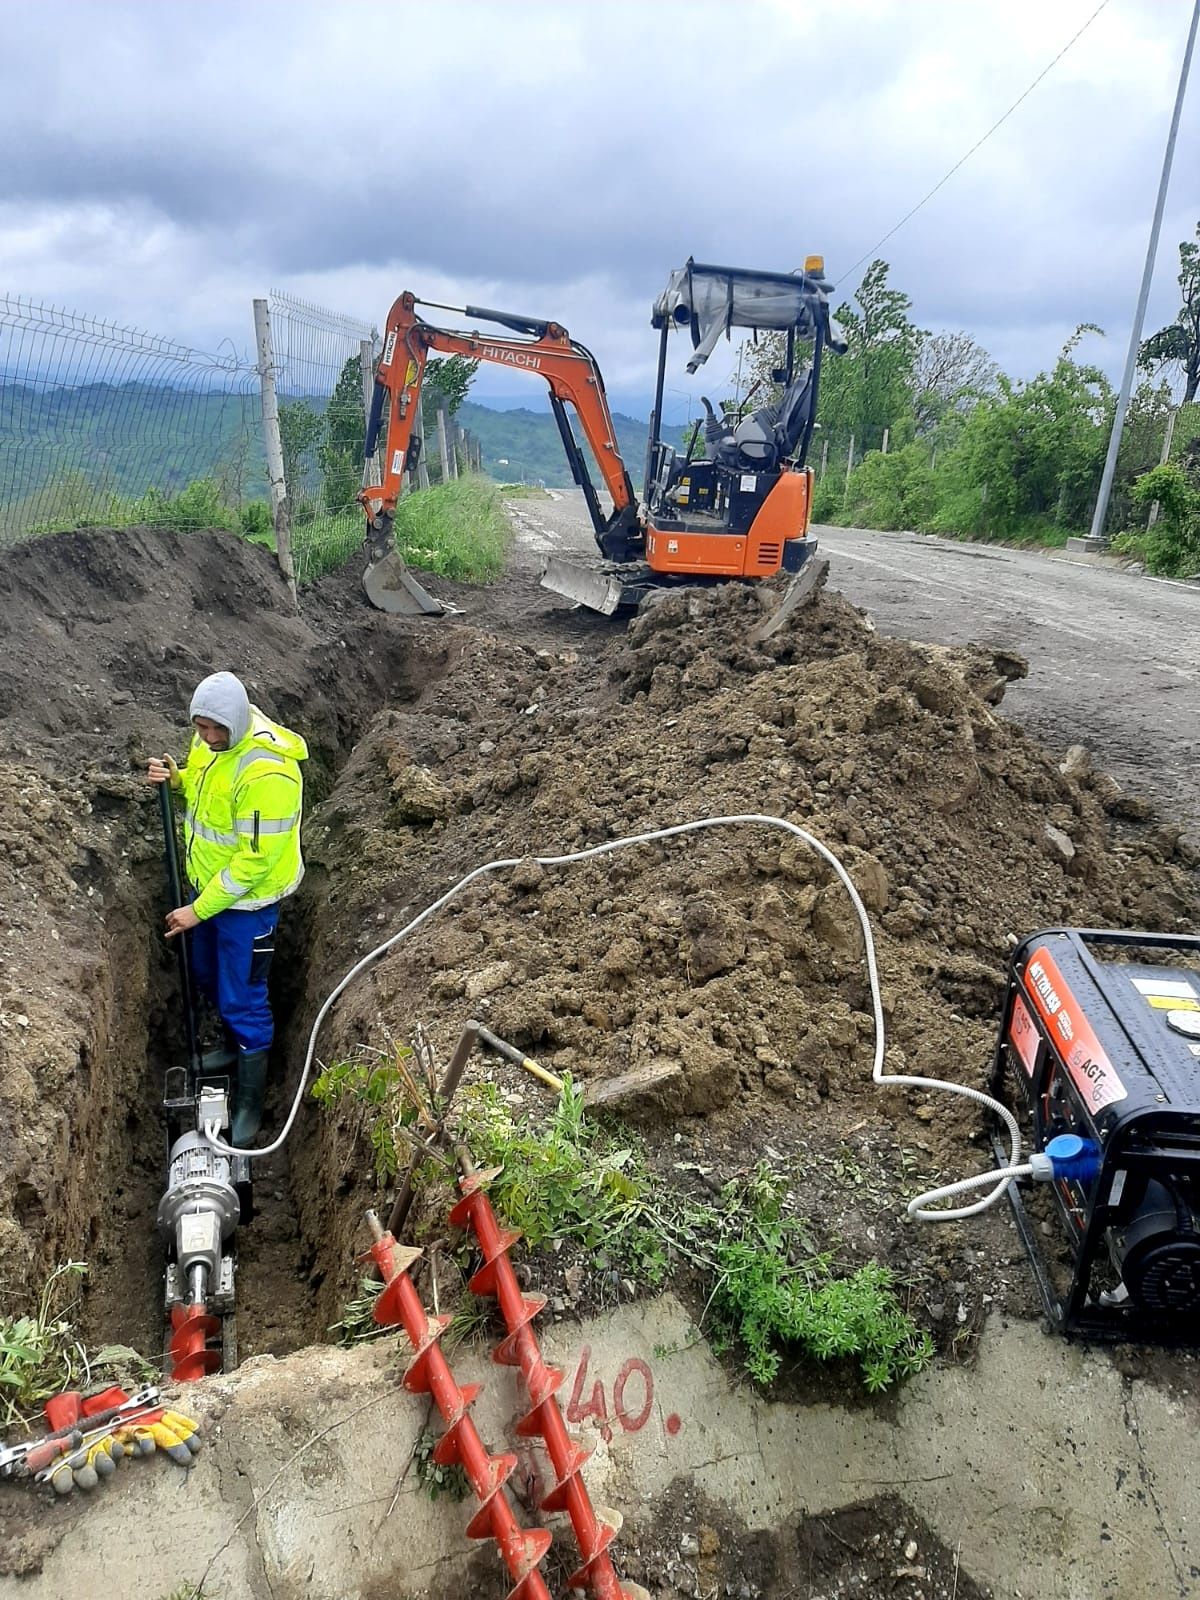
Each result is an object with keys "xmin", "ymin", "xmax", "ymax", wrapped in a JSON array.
[
  {"xmin": 364, "ymin": 1212, "xmax": 553, "ymax": 1600},
  {"xmin": 450, "ymin": 1176, "xmax": 650, "ymax": 1600},
  {"xmin": 168, "ymin": 1302, "xmax": 221, "ymax": 1382}
]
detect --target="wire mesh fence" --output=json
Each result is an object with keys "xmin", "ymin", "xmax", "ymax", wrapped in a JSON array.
[
  {"xmin": 0, "ymin": 290, "xmax": 389, "ymax": 583},
  {"xmin": 0, "ymin": 295, "xmax": 264, "ymax": 545},
  {"xmin": 265, "ymin": 291, "xmax": 378, "ymax": 583}
]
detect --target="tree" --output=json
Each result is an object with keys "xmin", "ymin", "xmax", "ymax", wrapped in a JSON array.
[
  {"xmin": 1139, "ymin": 223, "xmax": 1200, "ymax": 403},
  {"xmin": 318, "ymin": 355, "xmax": 365, "ymax": 512},
  {"xmin": 911, "ymin": 331, "xmax": 999, "ymax": 432},
  {"xmin": 817, "ymin": 259, "xmax": 925, "ymax": 452},
  {"xmin": 422, "ymin": 355, "xmax": 478, "ymax": 420},
  {"xmin": 278, "ymin": 399, "xmax": 322, "ymax": 499},
  {"xmin": 945, "ymin": 326, "xmax": 1112, "ymax": 535}
]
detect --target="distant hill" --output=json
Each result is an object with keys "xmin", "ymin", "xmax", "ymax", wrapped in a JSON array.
[
  {"xmin": 458, "ymin": 400, "xmax": 670, "ymax": 493},
  {"xmin": 0, "ymin": 377, "xmax": 679, "ymax": 535},
  {"xmin": 0, "ymin": 380, "xmax": 268, "ymax": 508}
]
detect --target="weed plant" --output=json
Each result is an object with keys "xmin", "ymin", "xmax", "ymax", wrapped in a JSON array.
[{"xmin": 0, "ymin": 1262, "xmax": 155, "ymax": 1428}]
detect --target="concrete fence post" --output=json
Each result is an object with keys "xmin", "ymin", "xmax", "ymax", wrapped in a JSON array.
[{"xmin": 252, "ymin": 298, "xmax": 297, "ymax": 603}]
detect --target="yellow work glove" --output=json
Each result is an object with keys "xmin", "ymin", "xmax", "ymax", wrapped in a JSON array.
[
  {"xmin": 46, "ymin": 1432, "xmax": 123, "ymax": 1495},
  {"xmin": 116, "ymin": 1408, "xmax": 203, "ymax": 1468}
]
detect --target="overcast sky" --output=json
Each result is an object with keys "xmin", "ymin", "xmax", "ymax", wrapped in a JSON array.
[{"xmin": 2, "ymin": 0, "xmax": 1197, "ymax": 421}]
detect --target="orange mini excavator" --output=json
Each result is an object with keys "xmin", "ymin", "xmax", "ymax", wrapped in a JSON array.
[{"xmin": 359, "ymin": 257, "xmax": 844, "ymax": 615}]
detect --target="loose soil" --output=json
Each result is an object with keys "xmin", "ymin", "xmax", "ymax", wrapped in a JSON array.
[{"xmin": 0, "ymin": 521, "xmax": 1197, "ymax": 1592}]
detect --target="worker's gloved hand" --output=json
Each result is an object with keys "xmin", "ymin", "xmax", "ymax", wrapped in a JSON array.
[
  {"xmin": 115, "ymin": 1408, "xmax": 203, "ymax": 1468},
  {"xmin": 46, "ymin": 1432, "xmax": 124, "ymax": 1495},
  {"xmin": 146, "ymin": 754, "xmax": 180, "ymax": 788}
]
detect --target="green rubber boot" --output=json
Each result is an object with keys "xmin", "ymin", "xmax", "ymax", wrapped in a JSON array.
[{"xmin": 232, "ymin": 1049, "xmax": 269, "ymax": 1144}]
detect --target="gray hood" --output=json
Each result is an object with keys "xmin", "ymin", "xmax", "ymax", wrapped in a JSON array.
[{"xmin": 190, "ymin": 671, "xmax": 252, "ymax": 746}]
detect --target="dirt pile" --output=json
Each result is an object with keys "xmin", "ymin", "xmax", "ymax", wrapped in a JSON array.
[
  {"xmin": 0, "ymin": 523, "xmax": 1196, "ymax": 1365},
  {"xmin": 295, "ymin": 578, "xmax": 1198, "ymax": 1339}
]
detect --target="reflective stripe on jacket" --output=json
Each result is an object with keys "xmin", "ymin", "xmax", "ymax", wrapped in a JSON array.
[{"xmin": 179, "ymin": 707, "xmax": 307, "ymax": 919}]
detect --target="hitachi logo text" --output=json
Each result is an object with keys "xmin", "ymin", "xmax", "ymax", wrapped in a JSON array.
[{"xmin": 481, "ymin": 346, "xmax": 541, "ymax": 370}]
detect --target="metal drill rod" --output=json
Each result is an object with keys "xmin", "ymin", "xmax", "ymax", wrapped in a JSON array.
[{"xmin": 158, "ymin": 782, "xmax": 202, "ymax": 1080}]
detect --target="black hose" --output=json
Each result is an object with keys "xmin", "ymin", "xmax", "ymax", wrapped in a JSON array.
[{"xmin": 158, "ymin": 782, "xmax": 202, "ymax": 1076}]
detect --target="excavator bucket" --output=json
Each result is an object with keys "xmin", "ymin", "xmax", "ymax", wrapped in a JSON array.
[
  {"xmin": 539, "ymin": 557, "xmax": 638, "ymax": 615},
  {"xmin": 363, "ymin": 551, "xmax": 446, "ymax": 616}
]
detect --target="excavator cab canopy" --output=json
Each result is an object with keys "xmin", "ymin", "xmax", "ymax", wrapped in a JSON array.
[
  {"xmin": 643, "ymin": 259, "xmax": 845, "ymax": 514},
  {"xmin": 651, "ymin": 258, "xmax": 846, "ymax": 374}
]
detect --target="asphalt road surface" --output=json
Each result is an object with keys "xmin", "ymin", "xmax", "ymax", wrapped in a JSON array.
[{"xmin": 510, "ymin": 491, "xmax": 1200, "ymax": 839}]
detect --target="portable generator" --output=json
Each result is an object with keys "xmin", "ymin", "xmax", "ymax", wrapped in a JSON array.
[{"xmin": 991, "ymin": 927, "xmax": 1200, "ymax": 1340}]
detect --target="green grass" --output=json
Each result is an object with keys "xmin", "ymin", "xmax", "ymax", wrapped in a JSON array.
[
  {"xmin": 291, "ymin": 505, "xmax": 363, "ymax": 583},
  {"xmin": 392, "ymin": 475, "xmax": 512, "ymax": 582},
  {"xmin": 498, "ymin": 483, "xmax": 552, "ymax": 499}
]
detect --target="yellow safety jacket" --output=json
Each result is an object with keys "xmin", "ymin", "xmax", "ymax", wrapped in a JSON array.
[{"xmin": 177, "ymin": 709, "xmax": 307, "ymax": 919}]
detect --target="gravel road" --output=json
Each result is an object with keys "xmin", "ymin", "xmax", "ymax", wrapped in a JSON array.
[{"xmin": 509, "ymin": 491, "xmax": 1200, "ymax": 840}]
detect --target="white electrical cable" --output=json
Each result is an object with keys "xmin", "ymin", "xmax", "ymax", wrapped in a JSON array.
[{"xmin": 203, "ymin": 812, "xmax": 1022, "ymax": 1221}]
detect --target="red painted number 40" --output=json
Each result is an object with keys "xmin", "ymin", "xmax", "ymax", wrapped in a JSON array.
[{"xmin": 565, "ymin": 1345, "xmax": 681, "ymax": 1442}]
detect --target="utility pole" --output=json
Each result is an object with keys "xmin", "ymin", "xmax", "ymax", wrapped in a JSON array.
[
  {"xmin": 1089, "ymin": 0, "xmax": 1198, "ymax": 543},
  {"xmin": 1147, "ymin": 407, "xmax": 1179, "ymax": 530}
]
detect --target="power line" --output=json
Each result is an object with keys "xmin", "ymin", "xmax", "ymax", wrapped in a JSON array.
[{"xmin": 837, "ymin": 0, "xmax": 1113, "ymax": 287}]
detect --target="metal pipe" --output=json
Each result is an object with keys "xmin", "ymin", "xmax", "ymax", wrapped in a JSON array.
[
  {"xmin": 158, "ymin": 782, "xmax": 202, "ymax": 1077},
  {"xmin": 189, "ymin": 1262, "xmax": 208, "ymax": 1307}
]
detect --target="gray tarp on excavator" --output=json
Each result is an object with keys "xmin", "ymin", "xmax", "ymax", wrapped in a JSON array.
[{"xmin": 652, "ymin": 260, "xmax": 848, "ymax": 373}]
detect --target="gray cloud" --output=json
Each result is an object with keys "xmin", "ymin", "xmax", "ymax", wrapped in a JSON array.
[{"xmin": 1, "ymin": 0, "xmax": 1196, "ymax": 408}]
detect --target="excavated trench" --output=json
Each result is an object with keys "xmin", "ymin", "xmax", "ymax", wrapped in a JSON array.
[{"xmin": 0, "ymin": 526, "xmax": 466, "ymax": 1368}]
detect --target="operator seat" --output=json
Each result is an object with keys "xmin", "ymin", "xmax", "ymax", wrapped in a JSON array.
[
  {"xmin": 701, "ymin": 364, "xmax": 815, "ymax": 475},
  {"xmin": 772, "ymin": 362, "xmax": 815, "ymax": 459}
]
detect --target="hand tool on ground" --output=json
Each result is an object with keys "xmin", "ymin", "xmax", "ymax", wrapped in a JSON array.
[
  {"xmin": 0, "ymin": 1386, "xmax": 162, "ymax": 1481},
  {"xmin": 30, "ymin": 1385, "xmax": 201, "ymax": 1492},
  {"xmin": 475, "ymin": 1026, "xmax": 564, "ymax": 1093}
]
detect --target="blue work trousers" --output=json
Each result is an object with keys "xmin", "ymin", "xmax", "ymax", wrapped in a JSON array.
[{"xmin": 189, "ymin": 904, "xmax": 279, "ymax": 1054}]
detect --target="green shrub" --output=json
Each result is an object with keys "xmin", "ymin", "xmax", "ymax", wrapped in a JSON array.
[
  {"xmin": 239, "ymin": 500, "xmax": 273, "ymax": 543},
  {"xmin": 1128, "ymin": 461, "xmax": 1200, "ymax": 576},
  {"xmin": 841, "ymin": 442, "xmax": 937, "ymax": 531}
]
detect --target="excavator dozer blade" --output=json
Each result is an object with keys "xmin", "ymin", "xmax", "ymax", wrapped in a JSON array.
[
  {"xmin": 363, "ymin": 552, "xmax": 446, "ymax": 616},
  {"xmin": 539, "ymin": 556, "xmax": 630, "ymax": 615},
  {"xmin": 747, "ymin": 555, "xmax": 829, "ymax": 644}
]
